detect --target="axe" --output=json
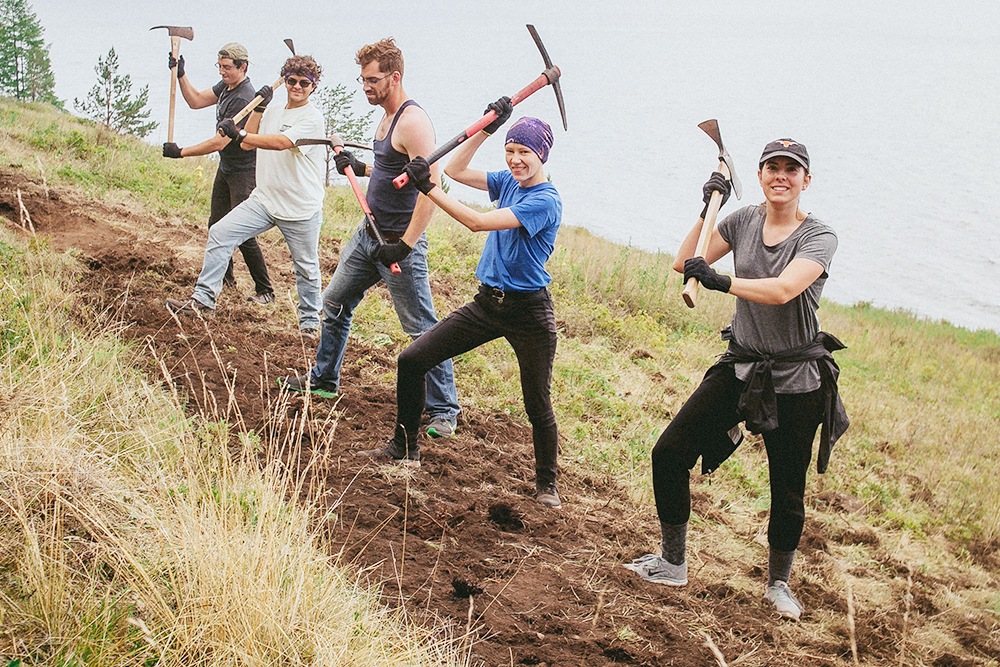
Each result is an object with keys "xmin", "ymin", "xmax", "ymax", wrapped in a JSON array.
[
  {"xmin": 231, "ymin": 38, "xmax": 296, "ymax": 125},
  {"xmin": 682, "ymin": 119, "xmax": 742, "ymax": 308},
  {"xmin": 393, "ymin": 24, "xmax": 567, "ymax": 189},
  {"xmin": 150, "ymin": 25, "xmax": 194, "ymax": 143}
]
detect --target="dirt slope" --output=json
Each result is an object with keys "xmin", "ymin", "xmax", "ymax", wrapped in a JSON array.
[{"xmin": 3, "ymin": 169, "xmax": 996, "ymax": 667}]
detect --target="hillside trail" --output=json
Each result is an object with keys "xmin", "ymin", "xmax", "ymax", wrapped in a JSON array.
[{"xmin": 3, "ymin": 169, "xmax": 995, "ymax": 667}]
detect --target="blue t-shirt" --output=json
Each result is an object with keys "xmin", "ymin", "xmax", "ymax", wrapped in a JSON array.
[{"xmin": 477, "ymin": 171, "xmax": 562, "ymax": 291}]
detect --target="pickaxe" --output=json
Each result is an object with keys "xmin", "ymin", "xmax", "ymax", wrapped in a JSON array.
[
  {"xmin": 682, "ymin": 119, "xmax": 742, "ymax": 308},
  {"xmin": 392, "ymin": 24, "xmax": 567, "ymax": 189},
  {"xmin": 231, "ymin": 39, "xmax": 296, "ymax": 124},
  {"xmin": 150, "ymin": 25, "xmax": 194, "ymax": 143}
]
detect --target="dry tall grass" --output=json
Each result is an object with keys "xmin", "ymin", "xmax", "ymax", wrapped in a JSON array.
[{"xmin": 0, "ymin": 228, "xmax": 467, "ymax": 666}]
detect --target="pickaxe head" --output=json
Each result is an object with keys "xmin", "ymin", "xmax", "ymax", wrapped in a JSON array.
[
  {"xmin": 526, "ymin": 24, "xmax": 567, "ymax": 131},
  {"xmin": 698, "ymin": 119, "xmax": 742, "ymax": 200},
  {"xmin": 150, "ymin": 26, "xmax": 194, "ymax": 42}
]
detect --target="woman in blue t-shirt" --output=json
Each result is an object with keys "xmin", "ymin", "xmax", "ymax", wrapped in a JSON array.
[{"xmin": 354, "ymin": 101, "xmax": 564, "ymax": 509}]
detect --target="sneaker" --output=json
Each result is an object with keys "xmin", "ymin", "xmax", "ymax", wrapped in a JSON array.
[
  {"xmin": 622, "ymin": 554, "xmax": 688, "ymax": 586},
  {"xmin": 248, "ymin": 292, "xmax": 275, "ymax": 305},
  {"xmin": 426, "ymin": 417, "xmax": 457, "ymax": 439},
  {"xmin": 536, "ymin": 484, "xmax": 562, "ymax": 508},
  {"xmin": 300, "ymin": 328, "xmax": 319, "ymax": 343},
  {"xmin": 764, "ymin": 581, "xmax": 805, "ymax": 621},
  {"xmin": 277, "ymin": 374, "xmax": 338, "ymax": 399},
  {"xmin": 165, "ymin": 297, "xmax": 213, "ymax": 317},
  {"xmin": 354, "ymin": 436, "xmax": 420, "ymax": 468}
]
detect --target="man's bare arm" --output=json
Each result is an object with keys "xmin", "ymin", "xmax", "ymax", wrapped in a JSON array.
[{"xmin": 394, "ymin": 106, "xmax": 441, "ymax": 247}]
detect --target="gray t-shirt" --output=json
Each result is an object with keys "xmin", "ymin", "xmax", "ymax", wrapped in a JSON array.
[
  {"xmin": 718, "ymin": 204, "xmax": 838, "ymax": 393},
  {"xmin": 213, "ymin": 78, "xmax": 256, "ymax": 173}
]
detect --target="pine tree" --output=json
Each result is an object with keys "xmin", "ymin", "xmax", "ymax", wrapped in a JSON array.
[
  {"xmin": 313, "ymin": 84, "xmax": 374, "ymax": 186},
  {"xmin": 74, "ymin": 47, "xmax": 158, "ymax": 138},
  {"xmin": 0, "ymin": 0, "xmax": 59, "ymax": 106}
]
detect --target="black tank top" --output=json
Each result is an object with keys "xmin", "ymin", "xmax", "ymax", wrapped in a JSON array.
[{"xmin": 367, "ymin": 99, "xmax": 422, "ymax": 235}]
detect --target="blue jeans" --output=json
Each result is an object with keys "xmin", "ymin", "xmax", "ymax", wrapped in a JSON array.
[
  {"xmin": 192, "ymin": 197, "xmax": 322, "ymax": 329},
  {"xmin": 310, "ymin": 223, "xmax": 460, "ymax": 421}
]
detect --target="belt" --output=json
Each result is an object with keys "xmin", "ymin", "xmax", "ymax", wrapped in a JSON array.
[
  {"xmin": 365, "ymin": 225, "xmax": 401, "ymax": 244},
  {"xmin": 478, "ymin": 283, "xmax": 545, "ymax": 305}
]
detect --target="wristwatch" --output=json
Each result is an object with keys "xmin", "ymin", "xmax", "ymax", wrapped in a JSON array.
[{"xmin": 237, "ymin": 129, "xmax": 247, "ymax": 141}]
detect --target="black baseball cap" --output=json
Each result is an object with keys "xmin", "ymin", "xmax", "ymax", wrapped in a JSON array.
[{"xmin": 759, "ymin": 139, "xmax": 809, "ymax": 170}]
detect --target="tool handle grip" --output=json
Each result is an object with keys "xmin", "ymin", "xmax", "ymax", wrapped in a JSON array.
[
  {"xmin": 682, "ymin": 160, "xmax": 731, "ymax": 308},
  {"xmin": 333, "ymin": 145, "xmax": 401, "ymax": 274},
  {"xmin": 168, "ymin": 36, "xmax": 180, "ymax": 143},
  {"xmin": 392, "ymin": 69, "xmax": 558, "ymax": 189},
  {"xmin": 232, "ymin": 76, "xmax": 284, "ymax": 124}
]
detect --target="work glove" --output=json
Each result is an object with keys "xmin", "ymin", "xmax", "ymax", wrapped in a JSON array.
[
  {"xmin": 217, "ymin": 118, "xmax": 241, "ymax": 141},
  {"xmin": 334, "ymin": 150, "xmax": 367, "ymax": 177},
  {"xmin": 168, "ymin": 53, "xmax": 186, "ymax": 79},
  {"xmin": 162, "ymin": 142, "xmax": 183, "ymax": 159},
  {"xmin": 253, "ymin": 85, "xmax": 272, "ymax": 113},
  {"xmin": 684, "ymin": 257, "xmax": 732, "ymax": 293},
  {"xmin": 403, "ymin": 156, "xmax": 436, "ymax": 195},
  {"xmin": 482, "ymin": 96, "xmax": 513, "ymax": 135},
  {"xmin": 375, "ymin": 239, "xmax": 413, "ymax": 268},
  {"xmin": 700, "ymin": 171, "xmax": 732, "ymax": 219}
]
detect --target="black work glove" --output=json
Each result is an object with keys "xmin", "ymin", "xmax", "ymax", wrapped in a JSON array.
[
  {"xmin": 334, "ymin": 150, "xmax": 367, "ymax": 177},
  {"xmin": 403, "ymin": 156, "xmax": 435, "ymax": 195},
  {"xmin": 700, "ymin": 171, "xmax": 732, "ymax": 219},
  {"xmin": 684, "ymin": 257, "xmax": 732, "ymax": 293},
  {"xmin": 162, "ymin": 142, "xmax": 183, "ymax": 159},
  {"xmin": 375, "ymin": 239, "xmax": 413, "ymax": 268},
  {"xmin": 253, "ymin": 85, "xmax": 272, "ymax": 113},
  {"xmin": 217, "ymin": 118, "xmax": 241, "ymax": 141},
  {"xmin": 482, "ymin": 96, "xmax": 513, "ymax": 135},
  {"xmin": 168, "ymin": 53, "xmax": 185, "ymax": 79}
]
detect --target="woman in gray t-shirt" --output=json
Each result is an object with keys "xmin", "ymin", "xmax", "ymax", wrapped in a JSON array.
[{"xmin": 625, "ymin": 139, "xmax": 843, "ymax": 623}]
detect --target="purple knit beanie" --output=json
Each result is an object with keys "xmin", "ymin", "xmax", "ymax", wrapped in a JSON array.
[{"xmin": 505, "ymin": 117, "xmax": 554, "ymax": 163}]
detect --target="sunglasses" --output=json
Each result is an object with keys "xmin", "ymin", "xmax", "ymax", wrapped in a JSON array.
[{"xmin": 285, "ymin": 76, "xmax": 314, "ymax": 88}]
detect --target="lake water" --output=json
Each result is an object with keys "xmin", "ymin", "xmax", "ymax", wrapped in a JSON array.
[{"xmin": 32, "ymin": 0, "xmax": 1000, "ymax": 333}]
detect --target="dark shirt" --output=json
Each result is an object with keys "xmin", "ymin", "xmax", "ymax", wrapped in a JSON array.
[
  {"xmin": 367, "ymin": 99, "xmax": 422, "ymax": 236},
  {"xmin": 213, "ymin": 78, "xmax": 256, "ymax": 174}
]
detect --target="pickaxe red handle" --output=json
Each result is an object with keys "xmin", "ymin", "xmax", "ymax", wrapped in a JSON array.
[
  {"xmin": 333, "ymin": 144, "xmax": 401, "ymax": 275},
  {"xmin": 392, "ymin": 66, "xmax": 561, "ymax": 189}
]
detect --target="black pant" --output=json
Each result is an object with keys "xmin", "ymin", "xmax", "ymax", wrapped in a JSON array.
[
  {"xmin": 397, "ymin": 286, "xmax": 559, "ymax": 487},
  {"xmin": 209, "ymin": 169, "xmax": 272, "ymax": 295},
  {"xmin": 651, "ymin": 363, "xmax": 823, "ymax": 552}
]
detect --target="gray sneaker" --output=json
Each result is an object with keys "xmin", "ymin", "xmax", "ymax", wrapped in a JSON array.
[
  {"xmin": 165, "ymin": 297, "xmax": 213, "ymax": 317},
  {"xmin": 426, "ymin": 417, "xmax": 457, "ymax": 438},
  {"xmin": 247, "ymin": 292, "xmax": 275, "ymax": 305},
  {"xmin": 354, "ymin": 438, "xmax": 420, "ymax": 468},
  {"xmin": 622, "ymin": 554, "xmax": 688, "ymax": 586},
  {"xmin": 764, "ymin": 581, "xmax": 804, "ymax": 621},
  {"xmin": 300, "ymin": 328, "xmax": 319, "ymax": 343},
  {"xmin": 536, "ymin": 484, "xmax": 562, "ymax": 508}
]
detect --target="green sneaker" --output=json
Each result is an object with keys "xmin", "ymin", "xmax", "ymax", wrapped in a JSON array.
[
  {"xmin": 426, "ymin": 417, "xmax": 457, "ymax": 438},
  {"xmin": 277, "ymin": 373, "xmax": 338, "ymax": 399}
]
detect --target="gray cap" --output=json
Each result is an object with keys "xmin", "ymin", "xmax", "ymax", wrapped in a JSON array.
[{"xmin": 218, "ymin": 42, "xmax": 249, "ymax": 62}]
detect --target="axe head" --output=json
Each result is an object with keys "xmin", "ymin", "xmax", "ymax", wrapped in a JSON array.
[
  {"xmin": 150, "ymin": 26, "xmax": 194, "ymax": 41},
  {"xmin": 527, "ymin": 25, "xmax": 568, "ymax": 131},
  {"xmin": 698, "ymin": 119, "xmax": 742, "ymax": 200}
]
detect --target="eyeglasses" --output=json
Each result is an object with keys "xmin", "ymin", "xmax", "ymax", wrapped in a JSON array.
[
  {"xmin": 357, "ymin": 72, "xmax": 393, "ymax": 87},
  {"xmin": 218, "ymin": 63, "xmax": 237, "ymax": 72},
  {"xmin": 285, "ymin": 76, "xmax": 314, "ymax": 88}
]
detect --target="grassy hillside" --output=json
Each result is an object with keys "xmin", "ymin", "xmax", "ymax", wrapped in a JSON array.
[{"xmin": 2, "ymin": 99, "xmax": 999, "ymax": 665}]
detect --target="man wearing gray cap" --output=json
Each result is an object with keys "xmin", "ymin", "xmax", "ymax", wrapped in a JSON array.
[{"xmin": 162, "ymin": 42, "xmax": 274, "ymax": 305}]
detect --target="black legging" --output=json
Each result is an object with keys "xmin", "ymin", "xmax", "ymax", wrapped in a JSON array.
[
  {"xmin": 209, "ymin": 169, "xmax": 272, "ymax": 294},
  {"xmin": 651, "ymin": 363, "xmax": 823, "ymax": 552},
  {"xmin": 397, "ymin": 288, "xmax": 559, "ymax": 487}
]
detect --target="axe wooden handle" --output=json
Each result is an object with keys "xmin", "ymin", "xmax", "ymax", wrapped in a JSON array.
[
  {"xmin": 392, "ymin": 67, "xmax": 560, "ymax": 189},
  {"xmin": 332, "ymin": 144, "xmax": 401, "ymax": 275},
  {"xmin": 167, "ymin": 35, "xmax": 180, "ymax": 143},
  {"xmin": 231, "ymin": 76, "xmax": 284, "ymax": 125},
  {"xmin": 682, "ymin": 160, "xmax": 731, "ymax": 308}
]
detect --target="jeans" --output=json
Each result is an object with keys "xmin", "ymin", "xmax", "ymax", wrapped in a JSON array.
[
  {"xmin": 209, "ymin": 169, "xmax": 272, "ymax": 295},
  {"xmin": 192, "ymin": 197, "xmax": 322, "ymax": 329},
  {"xmin": 651, "ymin": 363, "xmax": 823, "ymax": 552},
  {"xmin": 397, "ymin": 286, "xmax": 559, "ymax": 487},
  {"xmin": 310, "ymin": 223, "xmax": 459, "ymax": 421}
]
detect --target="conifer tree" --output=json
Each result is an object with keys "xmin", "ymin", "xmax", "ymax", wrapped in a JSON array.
[
  {"xmin": 313, "ymin": 83, "xmax": 374, "ymax": 186},
  {"xmin": 0, "ymin": 0, "xmax": 59, "ymax": 106},
  {"xmin": 74, "ymin": 47, "xmax": 158, "ymax": 138}
]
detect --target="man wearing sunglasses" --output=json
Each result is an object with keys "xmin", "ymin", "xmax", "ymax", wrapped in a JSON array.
[
  {"xmin": 166, "ymin": 56, "xmax": 327, "ymax": 342},
  {"xmin": 278, "ymin": 38, "xmax": 460, "ymax": 442},
  {"xmin": 162, "ymin": 42, "xmax": 275, "ymax": 306}
]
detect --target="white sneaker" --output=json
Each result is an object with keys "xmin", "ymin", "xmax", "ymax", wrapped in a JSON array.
[
  {"xmin": 764, "ymin": 581, "xmax": 805, "ymax": 621},
  {"xmin": 622, "ymin": 554, "xmax": 687, "ymax": 586}
]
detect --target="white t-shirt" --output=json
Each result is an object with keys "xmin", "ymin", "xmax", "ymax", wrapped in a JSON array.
[{"xmin": 250, "ymin": 101, "xmax": 325, "ymax": 220}]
